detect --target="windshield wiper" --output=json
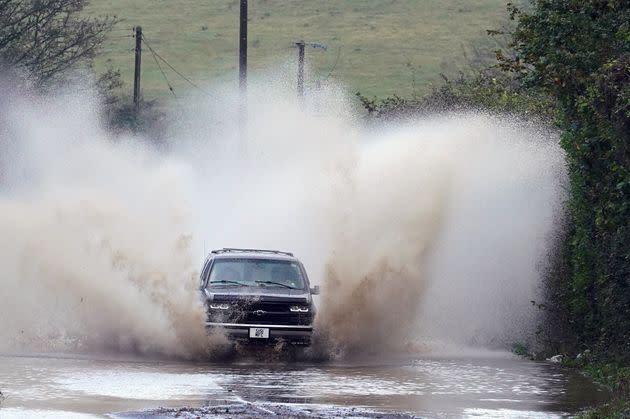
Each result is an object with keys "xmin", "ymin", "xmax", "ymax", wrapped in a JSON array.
[
  {"xmin": 209, "ymin": 280, "xmax": 249, "ymax": 287},
  {"xmin": 255, "ymin": 280, "xmax": 298, "ymax": 289}
]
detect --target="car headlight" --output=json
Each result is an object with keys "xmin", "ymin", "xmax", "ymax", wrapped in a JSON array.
[
  {"xmin": 209, "ymin": 303, "xmax": 230, "ymax": 310},
  {"xmin": 290, "ymin": 306, "xmax": 309, "ymax": 313}
]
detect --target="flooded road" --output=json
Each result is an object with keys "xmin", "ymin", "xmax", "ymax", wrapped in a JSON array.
[{"xmin": 0, "ymin": 352, "xmax": 608, "ymax": 418}]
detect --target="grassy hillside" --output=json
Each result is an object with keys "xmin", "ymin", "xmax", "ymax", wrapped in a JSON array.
[{"xmin": 87, "ymin": 0, "xmax": 512, "ymax": 101}]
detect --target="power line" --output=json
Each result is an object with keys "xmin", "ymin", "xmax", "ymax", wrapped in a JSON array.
[
  {"xmin": 141, "ymin": 35, "xmax": 209, "ymax": 95},
  {"xmin": 146, "ymin": 40, "xmax": 177, "ymax": 99},
  {"xmin": 321, "ymin": 46, "xmax": 341, "ymax": 81}
]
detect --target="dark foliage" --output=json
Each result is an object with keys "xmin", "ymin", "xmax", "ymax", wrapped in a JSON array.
[
  {"xmin": 0, "ymin": 0, "xmax": 117, "ymax": 85},
  {"xmin": 0, "ymin": 2, "xmax": 164, "ymax": 138},
  {"xmin": 504, "ymin": 0, "xmax": 630, "ymax": 361},
  {"xmin": 356, "ymin": 68, "xmax": 554, "ymax": 122},
  {"xmin": 107, "ymin": 99, "xmax": 168, "ymax": 143}
]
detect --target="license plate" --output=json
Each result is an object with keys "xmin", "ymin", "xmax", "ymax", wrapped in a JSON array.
[{"xmin": 249, "ymin": 327, "xmax": 270, "ymax": 339}]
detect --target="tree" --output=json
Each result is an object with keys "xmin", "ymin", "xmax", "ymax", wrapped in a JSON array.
[
  {"xmin": 504, "ymin": 0, "xmax": 630, "ymax": 358},
  {"xmin": 0, "ymin": 0, "xmax": 116, "ymax": 85}
]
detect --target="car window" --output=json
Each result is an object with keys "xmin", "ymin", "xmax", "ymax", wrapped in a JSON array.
[
  {"xmin": 200, "ymin": 260, "xmax": 212, "ymax": 286},
  {"xmin": 207, "ymin": 258, "xmax": 306, "ymax": 289}
]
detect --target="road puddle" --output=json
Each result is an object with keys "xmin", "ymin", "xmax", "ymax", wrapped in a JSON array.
[{"xmin": 0, "ymin": 352, "xmax": 608, "ymax": 418}]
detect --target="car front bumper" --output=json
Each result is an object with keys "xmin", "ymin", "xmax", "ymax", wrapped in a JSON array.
[{"xmin": 205, "ymin": 322, "xmax": 313, "ymax": 345}]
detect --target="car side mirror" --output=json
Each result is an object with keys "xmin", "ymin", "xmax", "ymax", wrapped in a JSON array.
[{"xmin": 310, "ymin": 285, "xmax": 320, "ymax": 295}]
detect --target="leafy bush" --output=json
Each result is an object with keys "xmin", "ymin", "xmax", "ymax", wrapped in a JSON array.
[
  {"xmin": 505, "ymin": 0, "xmax": 630, "ymax": 361},
  {"xmin": 356, "ymin": 68, "xmax": 554, "ymax": 121},
  {"xmin": 0, "ymin": 0, "xmax": 116, "ymax": 85}
]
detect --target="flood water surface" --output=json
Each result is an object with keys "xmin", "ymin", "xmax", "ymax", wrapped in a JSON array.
[{"xmin": 0, "ymin": 352, "xmax": 608, "ymax": 418}]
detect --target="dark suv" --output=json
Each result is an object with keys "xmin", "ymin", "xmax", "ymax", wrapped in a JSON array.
[{"xmin": 200, "ymin": 248, "xmax": 319, "ymax": 345}]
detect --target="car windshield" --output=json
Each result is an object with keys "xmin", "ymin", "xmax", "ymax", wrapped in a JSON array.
[{"xmin": 207, "ymin": 258, "xmax": 306, "ymax": 290}]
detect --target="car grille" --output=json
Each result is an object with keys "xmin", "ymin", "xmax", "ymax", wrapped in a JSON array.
[{"xmin": 207, "ymin": 301, "xmax": 312, "ymax": 326}]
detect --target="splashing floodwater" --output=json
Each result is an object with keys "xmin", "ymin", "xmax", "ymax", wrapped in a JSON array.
[
  {"xmin": 316, "ymin": 116, "xmax": 565, "ymax": 355},
  {"xmin": 0, "ymin": 80, "xmax": 211, "ymax": 358},
  {"xmin": 0, "ymin": 73, "xmax": 566, "ymax": 359}
]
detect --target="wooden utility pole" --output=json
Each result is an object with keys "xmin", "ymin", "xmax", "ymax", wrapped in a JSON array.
[
  {"xmin": 296, "ymin": 40, "xmax": 305, "ymax": 105},
  {"xmin": 133, "ymin": 26, "xmax": 142, "ymax": 113},
  {"xmin": 293, "ymin": 41, "xmax": 326, "ymax": 106},
  {"xmin": 239, "ymin": 0, "xmax": 248, "ymax": 98},
  {"xmin": 238, "ymin": 0, "xmax": 248, "ymax": 141}
]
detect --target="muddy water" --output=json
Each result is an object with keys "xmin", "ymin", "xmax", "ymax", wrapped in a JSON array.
[{"xmin": 0, "ymin": 352, "xmax": 608, "ymax": 418}]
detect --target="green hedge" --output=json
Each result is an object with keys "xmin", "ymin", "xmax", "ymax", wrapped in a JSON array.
[{"xmin": 506, "ymin": 0, "xmax": 630, "ymax": 359}]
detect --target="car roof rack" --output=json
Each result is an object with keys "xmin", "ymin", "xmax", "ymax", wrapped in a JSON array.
[{"xmin": 211, "ymin": 248, "xmax": 294, "ymax": 257}]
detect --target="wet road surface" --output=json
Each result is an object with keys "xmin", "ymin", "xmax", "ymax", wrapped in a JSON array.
[{"xmin": 0, "ymin": 352, "xmax": 609, "ymax": 418}]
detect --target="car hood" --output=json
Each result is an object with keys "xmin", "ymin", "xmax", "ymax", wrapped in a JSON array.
[{"xmin": 203, "ymin": 287, "xmax": 311, "ymax": 304}]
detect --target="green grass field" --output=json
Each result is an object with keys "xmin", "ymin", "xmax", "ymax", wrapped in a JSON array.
[{"xmin": 86, "ymin": 0, "xmax": 512, "ymax": 101}]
